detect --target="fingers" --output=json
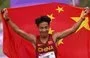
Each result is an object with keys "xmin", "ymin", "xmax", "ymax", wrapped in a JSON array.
[
  {"xmin": 81, "ymin": 7, "xmax": 90, "ymax": 16},
  {"xmin": 1, "ymin": 8, "xmax": 8, "ymax": 14},
  {"xmin": 85, "ymin": 7, "xmax": 89, "ymax": 10},
  {"xmin": 1, "ymin": 9, "xmax": 4, "ymax": 14},
  {"xmin": 80, "ymin": 7, "xmax": 89, "ymax": 18},
  {"xmin": 84, "ymin": 7, "xmax": 89, "ymax": 14},
  {"xmin": 0, "ymin": 8, "xmax": 9, "ymax": 19}
]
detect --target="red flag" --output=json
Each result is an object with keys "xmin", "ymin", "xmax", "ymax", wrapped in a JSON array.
[{"xmin": 3, "ymin": 2, "xmax": 90, "ymax": 58}]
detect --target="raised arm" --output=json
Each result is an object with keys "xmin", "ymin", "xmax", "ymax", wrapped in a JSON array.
[
  {"xmin": 53, "ymin": 7, "xmax": 90, "ymax": 43},
  {"xmin": 1, "ymin": 8, "xmax": 36, "ymax": 47}
]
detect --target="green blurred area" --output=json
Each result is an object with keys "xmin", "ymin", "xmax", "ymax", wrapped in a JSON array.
[
  {"xmin": 0, "ymin": 0, "xmax": 10, "ymax": 9},
  {"xmin": 79, "ymin": 0, "xmax": 90, "ymax": 7}
]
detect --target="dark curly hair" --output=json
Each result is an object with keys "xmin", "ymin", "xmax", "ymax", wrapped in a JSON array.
[{"xmin": 35, "ymin": 16, "xmax": 51, "ymax": 26}]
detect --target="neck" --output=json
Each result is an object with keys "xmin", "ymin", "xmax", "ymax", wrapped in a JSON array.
[
  {"xmin": 40, "ymin": 34, "xmax": 49, "ymax": 40},
  {"xmin": 40, "ymin": 35, "xmax": 49, "ymax": 44}
]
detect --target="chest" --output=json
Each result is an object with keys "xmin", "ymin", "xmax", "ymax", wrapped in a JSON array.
[
  {"xmin": 36, "ymin": 39, "xmax": 56, "ymax": 58},
  {"xmin": 36, "ymin": 36, "xmax": 56, "ymax": 53}
]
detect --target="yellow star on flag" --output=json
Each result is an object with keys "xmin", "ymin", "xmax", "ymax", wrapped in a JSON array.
[
  {"xmin": 48, "ymin": 28, "xmax": 54, "ymax": 34},
  {"xmin": 58, "ymin": 39, "xmax": 64, "ymax": 45},
  {"xmin": 56, "ymin": 6, "xmax": 64, "ymax": 13},
  {"xmin": 47, "ymin": 14, "xmax": 55, "ymax": 21},
  {"xmin": 71, "ymin": 17, "xmax": 90, "ymax": 32}
]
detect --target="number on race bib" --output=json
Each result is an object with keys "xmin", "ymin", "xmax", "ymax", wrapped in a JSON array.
[{"xmin": 39, "ymin": 51, "xmax": 56, "ymax": 58}]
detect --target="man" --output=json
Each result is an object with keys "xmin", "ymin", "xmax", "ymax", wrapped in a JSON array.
[{"xmin": 1, "ymin": 7, "xmax": 89, "ymax": 58}]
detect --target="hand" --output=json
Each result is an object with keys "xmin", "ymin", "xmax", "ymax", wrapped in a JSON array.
[
  {"xmin": 1, "ymin": 8, "xmax": 9, "ymax": 21},
  {"xmin": 80, "ymin": 7, "xmax": 90, "ymax": 20}
]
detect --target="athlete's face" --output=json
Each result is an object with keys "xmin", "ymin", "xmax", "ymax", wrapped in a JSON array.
[{"xmin": 38, "ymin": 22, "xmax": 49, "ymax": 38}]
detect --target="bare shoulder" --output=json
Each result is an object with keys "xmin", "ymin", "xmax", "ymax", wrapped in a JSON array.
[
  {"xmin": 52, "ymin": 32, "xmax": 59, "ymax": 43},
  {"xmin": 28, "ymin": 33, "xmax": 36, "ymax": 41},
  {"xmin": 52, "ymin": 32, "xmax": 64, "ymax": 43},
  {"xmin": 29, "ymin": 33, "xmax": 36, "ymax": 38},
  {"xmin": 28, "ymin": 33, "xmax": 36, "ymax": 48},
  {"xmin": 52, "ymin": 32, "xmax": 60, "ymax": 38}
]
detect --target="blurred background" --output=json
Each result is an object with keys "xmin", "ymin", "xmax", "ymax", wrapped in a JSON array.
[{"xmin": 0, "ymin": 0, "xmax": 90, "ymax": 58}]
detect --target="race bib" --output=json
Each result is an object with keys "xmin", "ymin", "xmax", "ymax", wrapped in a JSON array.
[{"xmin": 39, "ymin": 51, "xmax": 56, "ymax": 58}]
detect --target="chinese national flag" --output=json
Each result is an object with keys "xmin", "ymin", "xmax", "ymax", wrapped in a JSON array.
[{"xmin": 3, "ymin": 2, "xmax": 90, "ymax": 58}]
